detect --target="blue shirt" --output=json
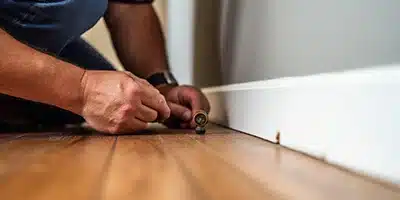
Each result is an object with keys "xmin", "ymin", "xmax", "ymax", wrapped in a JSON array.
[{"xmin": 0, "ymin": 0, "xmax": 153, "ymax": 55}]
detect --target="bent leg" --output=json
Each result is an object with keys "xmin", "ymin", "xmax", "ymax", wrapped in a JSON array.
[{"xmin": 0, "ymin": 38, "xmax": 117, "ymax": 127}]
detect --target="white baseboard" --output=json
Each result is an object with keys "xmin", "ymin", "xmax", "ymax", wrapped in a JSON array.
[{"xmin": 202, "ymin": 65, "xmax": 400, "ymax": 185}]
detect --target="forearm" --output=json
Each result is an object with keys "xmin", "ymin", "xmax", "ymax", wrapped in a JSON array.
[
  {"xmin": 104, "ymin": 3, "xmax": 169, "ymax": 78},
  {"xmin": 0, "ymin": 29, "xmax": 85, "ymax": 114}
]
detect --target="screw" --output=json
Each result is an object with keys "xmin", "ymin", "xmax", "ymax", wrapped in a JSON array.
[
  {"xmin": 194, "ymin": 110, "xmax": 208, "ymax": 134},
  {"xmin": 276, "ymin": 131, "xmax": 281, "ymax": 144}
]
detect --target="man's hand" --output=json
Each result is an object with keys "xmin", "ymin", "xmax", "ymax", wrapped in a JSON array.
[
  {"xmin": 105, "ymin": 3, "xmax": 209, "ymax": 129},
  {"xmin": 80, "ymin": 70, "xmax": 170, "ymax": 134},
  {"xmin": 158, "ymin": 85, "xmax": 210, "ymax": 128}
]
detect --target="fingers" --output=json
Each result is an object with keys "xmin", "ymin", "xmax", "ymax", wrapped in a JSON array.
[
  {"xmin": 107, "ymin": 117, "xmax": 149, "ymax": 134},
  {"xmin": 135, "ymin": 78, "xmax": 170, "ymax": 121},
  {"xmin": 178, "ymin": 87, "xmax": 210, "ymax": 113},
  {"xmin": 162, "ymin": 103, "xmax": 193, "ymax": 129},
  {"xmin": 136, "ymin": 104, "xmax": 158, "ymax": 122},
  {"xmin": 180, "ymin": 122, "xmax": 191, "ymax": 129},
  {"xmin": 162, "ymin": 116, "xmax": 181, "ymax": 128},
  {"xmin": 123, "ymin": 72, "xmax": 171, "ymax": 121},
  {"xmin": 83, "ymin": 70, "xmax": 165, "ymax": 134},
  {"xmin": 163, "ymin": 87, "xmax": 211, "ymax": 129},
  {"xmin": 180, "ymin": 90, "xmax": 201, "ymax": 111},
  {"xmin": 177, "ymin": 88, "xmax": 210, "ymax": 128},
  {"xmin": 140, "ymin": 93, "xmax": 170, "ymax": 121},
  {"xmin": 105, "ymin": 104, "xmax": 153, "ymax": 134},
  {"xmin": 138, "ymin": 85, "xmax": 170, "ymax": 121},
  {"xmin": 168, "ymin": 102, "xmax": 192, "ymax": 122}
]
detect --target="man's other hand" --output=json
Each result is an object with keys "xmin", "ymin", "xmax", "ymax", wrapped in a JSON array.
[
  {"xmin": 158, "ymin": 85, "xmax": 210, "ymax": 129},
  {"xmin": 80, "ymin": 70, "xmax": 170, "ymax": 134}
]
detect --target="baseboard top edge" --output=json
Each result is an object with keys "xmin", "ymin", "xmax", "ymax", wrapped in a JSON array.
[{"xmin": 202, "ymin": 65, "xmax": 400, "ymax": 93}]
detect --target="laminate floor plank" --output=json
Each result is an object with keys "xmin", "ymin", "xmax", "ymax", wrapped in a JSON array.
[
  {"xmin": 0, "ymin": 134, "xmax": 81, "ymax": 180},
  {"xmin": 187, "ymin": 132, "xmax": 400, "ymax": 200},
  {"xmin": 0, "ymin": 135, "xmax": 116, "ymax": 200},
  {"xmin": 103, "ymin": 135, "xmax": 197, "ymax": 200},
  {"xmin": 154, "ymin": 134, "xmax": 279, "ymax": 200},
  {"xmin": 0, "ymin": 125, "xmax": 399, "ymax": 200}
]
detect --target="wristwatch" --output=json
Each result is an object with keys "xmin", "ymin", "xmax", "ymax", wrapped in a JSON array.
[{"xmin": 146, "ymin": 71, "xmax": 178, "ymax": 88}]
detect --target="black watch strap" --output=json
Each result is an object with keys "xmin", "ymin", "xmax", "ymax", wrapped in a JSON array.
[
  {"xmin": 108, "ymin": 0, "xmax": 154, "ymax": 4},
  {"xmin": 146, "ymin": 71, "xmax": 178, "ymax": 87}
]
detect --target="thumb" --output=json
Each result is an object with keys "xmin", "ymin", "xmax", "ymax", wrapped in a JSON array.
[{"xmin": 168, "ymin": 102, "xmax": 192, "ymax": 122}]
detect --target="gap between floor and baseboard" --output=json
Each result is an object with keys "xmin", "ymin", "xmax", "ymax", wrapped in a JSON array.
[{"xmin": 217, "ymin": 122, "xmax": 400, "ymax": 192}]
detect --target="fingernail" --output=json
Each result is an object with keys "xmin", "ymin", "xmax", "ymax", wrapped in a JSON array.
[{"xmin": 183, "ymin": 111, "xmax": 192, "ymax": 121}]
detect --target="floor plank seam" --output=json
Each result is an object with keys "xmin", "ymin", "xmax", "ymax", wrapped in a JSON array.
[
  {"xmin": 173, "ymin": 153, "xmax": 213, "ymax": 200},
  {"xmin": 92, "ymin": 136, "xmax": 118, "ymax": 200},
  {"xmin": 155, "ymin": 135, "xmax": 212, "ymax": 200},
  {"xmin": 187, "ymin": 134, "xmax": 289, "ymax": 200}
]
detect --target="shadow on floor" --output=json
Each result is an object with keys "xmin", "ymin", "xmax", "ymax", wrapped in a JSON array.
[{"xmin": 0, "ymin": 122, "xmax": 195, "ymax": 136}]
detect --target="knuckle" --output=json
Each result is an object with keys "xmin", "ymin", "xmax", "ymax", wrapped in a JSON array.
[
  {"xmin": 157, "ymin": 96, "xmax": 166, "ymax": 104},
  {"xmin": 139, "ymin": 78, "xmax": 150, "ymax": 85},
  {"xmin": 126, "ymin": 81, "xmax": 141, "ymax": 95},
  {"xmin": 189, "ymin": 89, "xmax": 200, "ymax": 97},
  {"xmin": 122, "ymin": 71, "xmax": 131, "ymax": 76},
  {"xmin": 121, "ymin": 104, "xmax": 134, "ymax": 113},
  {"xmin": 113, "ymin": 108, "xmax": 129, "ymax": 124},
  {"xmin": 108, "ymin": 125, "xmax": 120, "ymax": 134},
  {"xmin": 122, "ymin": 71, "xmax": 138, "ymax": 81},
  {"xmin": 158, "ymin": 97, "xmax": 170, "ymax": 113}
]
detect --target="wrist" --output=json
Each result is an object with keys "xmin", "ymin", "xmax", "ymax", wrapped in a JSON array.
[{"xmin": 51, "ymin": 62, "xmax": 86, "ymax": 115}]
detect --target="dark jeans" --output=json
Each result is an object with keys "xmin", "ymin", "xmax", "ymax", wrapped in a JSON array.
[{"xmin": 0, "ymin": 38, "xmax": 116, "ymax": 126}]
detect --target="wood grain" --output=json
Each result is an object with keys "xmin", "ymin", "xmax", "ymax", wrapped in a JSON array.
[
  {"xmin": 0, "ymin": 134, "xmax": 116, "ymax": 200},
  {"xmin": 0, "ymin": 125, "xmax": 398, "ymax": 200}
]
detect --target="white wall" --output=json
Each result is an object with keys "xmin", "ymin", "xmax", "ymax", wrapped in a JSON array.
[
  {"xmin": 220, "ymin": 0, "xmax": 400, "ymax": 84},
  {"xmin": 201, "ymin": 0, "xmax": 400, "ymax": 185},
  {"xmin": 166, "ymin": 0, "xmax": 195, "ymax": 85}
]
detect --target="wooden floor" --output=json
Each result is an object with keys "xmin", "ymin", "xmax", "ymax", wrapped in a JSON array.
[{"xmin": 0, "ymin": 125, "xmax": 399, "ymax": 200}]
